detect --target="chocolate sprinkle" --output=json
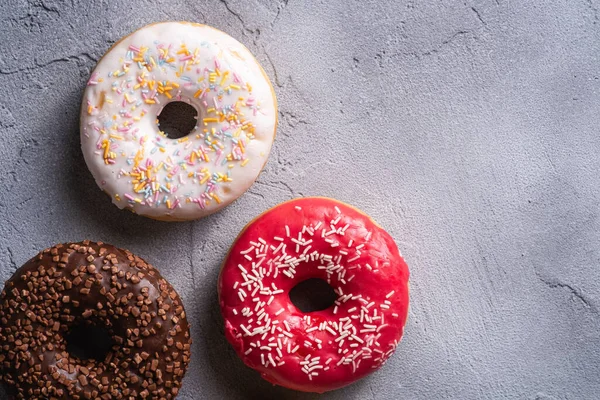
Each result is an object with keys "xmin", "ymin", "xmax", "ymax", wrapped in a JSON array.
[{"xmin": 0, "ymin": 241, "xmax": 191, "ymax": 399}]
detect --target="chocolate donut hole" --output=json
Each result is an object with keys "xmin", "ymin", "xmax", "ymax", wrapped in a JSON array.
[
  {"xmin": 289, "ymin": 278, "xmax": 337, "ymax": 313},
  {"xmin": 65, "ymin": 322, "xmax": 114, "ymax": 362},
  {"xmin": 157, "ymin": 101, "xmax": 198, "ymax": 139}
]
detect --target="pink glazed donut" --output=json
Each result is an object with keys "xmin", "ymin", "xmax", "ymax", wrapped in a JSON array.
[{"xmin": 219, "ymin": 197, "xmax": 410, "ymax": 392}]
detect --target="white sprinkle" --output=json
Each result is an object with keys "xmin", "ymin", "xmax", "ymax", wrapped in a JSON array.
[
  {"xmin": 306, "ymin": 326, "xmax": 318, "ymax": 333},
  {"xmin": 291, "ymin": 345, "xmax": 300, "ymax": 353},
  {"xmin": 295, "ymin": 206, "xmax": 302, "ymax": 211},
  {"xmin": 334, "ymin": 333, "xmax": 348, "ymax": 343},
  {"xmin": 386, "ymin": 290, "xmax": 395, "ymax": 299},
  {"xmin": 273, "ymin": 242, "xmax": 285, "ymax": 255},
  {"xmin": 232, "ymin": 308, "xmax": 238, "ymax": 315},
  {"xmin": 347, "ymin": 254, "xmax": 360, "ymax": 262},
  {"xmin": 275, "ymin": 308, "xmax": 285, "ymax": 316},
  {"xmin": 240, "ymin": 246, "xmax": 255, "ymax": 255},
  {"xmin": 285, "ymin": 225, "xmax": 290, "ymax": 237},
  {"xmin": 244, "ymin": 348, "xmax": 253, "ymax": 355},
  {"xmin": 240, "ymin": 324, "xmax": 252, "ymax": 336},
  {"xmin": 244, "ymin": 254, "xmax": 252, "ymax": 261},
  {"xmin": 351, "ymin": 335, "xmax": 365, "ymax": 344},
  {"xmin": 325, "ymin": 326, "xmax": 337, "ymax": 335},
  {"xmin": 308, "ymin": 364, "xmax": 323, "ymax": 372},
  {"xmin": 283, "ymin": 270, "xmax": 293, "ymax": 278},
  {"xmin": 274, "ymin": 236, "xmax": 284, "ymax": 241},
  {"xmin": 335, "ymin": 206, "xmax": 341, "ymax": 214}
]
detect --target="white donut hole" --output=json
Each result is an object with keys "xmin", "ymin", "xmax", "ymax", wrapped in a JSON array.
[{"xmin": 157, "ymin": 101, "xmax": 199, "ymax": 140}]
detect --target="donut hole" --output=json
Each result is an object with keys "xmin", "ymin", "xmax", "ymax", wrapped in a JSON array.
[
  {"xmin": 65, "ymin": 322, "xmax": 114, "ymax": 362},
  {"xmin": 289, "ymin": 278, "xmax": 337, "ymax": 313},
  {"xmin": 157, "ymin": 101, "xmax": 198, "ymax": 139}
]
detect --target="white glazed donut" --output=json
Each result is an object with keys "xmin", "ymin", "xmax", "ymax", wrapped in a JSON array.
[{"xmin": 80, "ymin": 22, "xmax": 277, "ymax": 221}]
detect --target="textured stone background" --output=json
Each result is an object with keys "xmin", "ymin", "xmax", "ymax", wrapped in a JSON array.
[{"xmin": 1, "ymin": 0, "xmax": 600, "ymax": 399}]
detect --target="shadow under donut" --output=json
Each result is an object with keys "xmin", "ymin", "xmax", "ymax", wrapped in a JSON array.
[
  {"xmin": 196, "ymin": 275, "xmax": 320, "ymax": 400},
  {"xmin": 194, "ymin": 259, "xmax": 372, "ymax": 400},
  {"xmin": 57, "ymin": 86, "xmax": 193, "ymax": 244}
]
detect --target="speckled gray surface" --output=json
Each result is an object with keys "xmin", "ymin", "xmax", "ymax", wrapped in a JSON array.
[{"xmin": 1, "ymin": 0, "xmax": 599, "ymax": 399}]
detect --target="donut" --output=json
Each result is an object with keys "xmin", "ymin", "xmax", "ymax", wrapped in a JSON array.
[
  {"xmin": 218, "ymin": 197, "xmax": 410, "ymax": 392},
  {"xmin": 0, "ymin": 241, "xmax": 191, "ymax": 399},
  {"xmin": 80, "ymin": 22, "xmax": 277, "ymax": 221}
]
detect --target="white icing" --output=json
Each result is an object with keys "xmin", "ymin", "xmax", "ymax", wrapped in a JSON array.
[{"xmin": 80, "ymin": 22, "xmax": 277, "ymax": 220}]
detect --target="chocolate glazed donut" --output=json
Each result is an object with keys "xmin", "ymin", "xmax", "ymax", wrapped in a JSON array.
[{"xmin": 0, "ymin": 241, "xmax": 191, "ymax": 399}]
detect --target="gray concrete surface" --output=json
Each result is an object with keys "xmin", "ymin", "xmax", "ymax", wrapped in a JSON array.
[{"xmin": 1, "ymin": 0, "xmax": 599, "ymax": 399}]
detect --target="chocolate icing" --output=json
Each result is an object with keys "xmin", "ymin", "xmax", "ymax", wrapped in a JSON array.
[{"xmin": 0, "ymin": 241, "xmax": 191, "ymax": 399}]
